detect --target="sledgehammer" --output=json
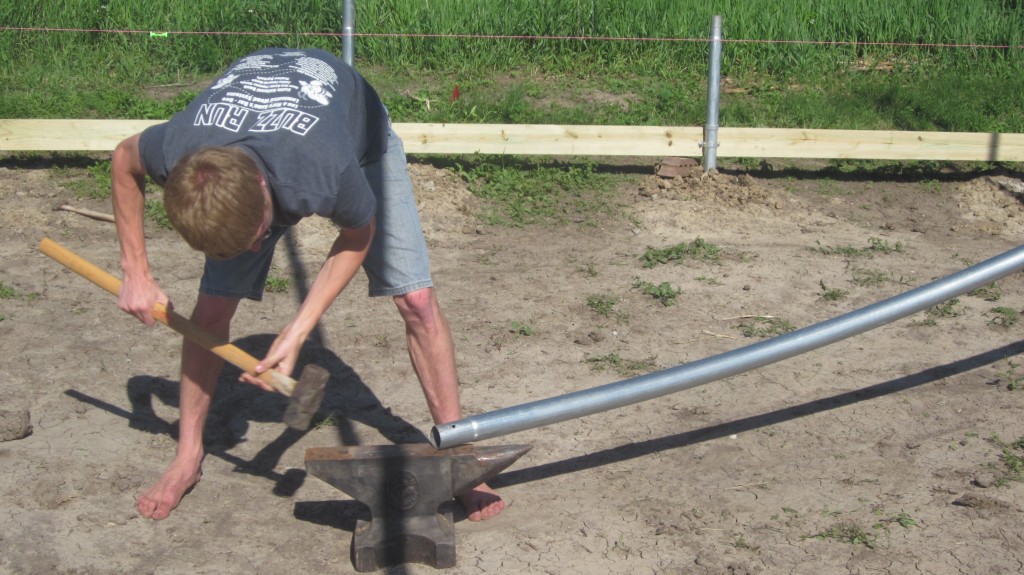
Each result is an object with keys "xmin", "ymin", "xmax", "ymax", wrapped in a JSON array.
[{"xmin": 39, "ymin": 237, "xmax": 328, "ymax": 430}]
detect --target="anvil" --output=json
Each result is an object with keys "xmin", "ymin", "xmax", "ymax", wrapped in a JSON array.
[{"xmin": 305, "ymin": 443, "xmax": 531, "ymax": 571}]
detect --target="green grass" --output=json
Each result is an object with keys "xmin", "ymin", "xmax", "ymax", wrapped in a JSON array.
[
  {"xmin": 988, "ymin": 306, "xmax": 1019, "ymax": 328},
  {"xmin": 3, "ymin": 1, "xmax": 1023, "ymax": 235},
  {"xmin": 914, "ymin": 298, "xmax": 965, "ymax": 326},
  {"xmin": 453, "ymin": 158, "xmax": 617, "ymax": 226},
  {"xmin": 969, "ymin": 282, "xmax": 1003, "ymax": 302},
  {"xmin": 996, "ymin": 360, "xmax": 1024, "ymax": 391},
  {"xmin": 60, "ymin": 160, "xmax": 114, "ymax": 200},
  {"xmin": 144, "ymin": 199, "xmax": 173, "ymax": 229},
  {"xmin": 739, "ymin": 316, "xmax": 795, "ymax": 338},
  {"xmin": 807, "ymin": 523, "xmax": 878, "ymax": 549},
  {"xmin": 0, "ymin": 281, "xmax": 37, "ymax": 301},
  {"xmin": 641, "ymin": 238, "xmax": 721, "ymax": 269},
  {"xmin": 818, "ymin": 280, "xmax": 848, "ymax": 301},
  {"xmin": 808, "ymin": 237, "xmax": 905, "ymax": 258},
  {"xmin": 1, "ymin": 1, "xmax": 1022, "ymax": 134},
  {"xmin": 586, "ymin": 294, "xmax": 618, "ymax": 317},
  {"xmin": 0, "ymin": 280, "xmax": 38, "ymax": 321},
  {"xmin": 633, "ymin": 279, "xmax": 682, "ymax": 306},
  {"xmin": 264, "ymin": 275, "xmax": 290, "ymax": 294},
  {"xmin": 585, "ymin": 352, "xmax": 657, "ymax": 377},
  {"xmin": 987, "ymin": 434, "xmax": 1024, "ymax": 484},
  {"xmin": 510, "ymin": 321, "xmax": 535, "ymax": 336}
]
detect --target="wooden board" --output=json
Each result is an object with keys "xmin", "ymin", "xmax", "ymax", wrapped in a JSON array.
[
  {"xmin": 716, "ymin": 127, "xmax": 1024, "ymax": 162},
  {"xmin": 394, "ymin": 123, "xmax": 706, "ymax": 157},
  {"xmin": 0, "ymin": 119, "xmax": 162, "ymax": 152},
  {"xmin": 1, "ymin": 119, "xmax": 1022, "ymax": 161}
]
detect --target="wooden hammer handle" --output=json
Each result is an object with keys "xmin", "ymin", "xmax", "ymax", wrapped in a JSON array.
[{"xmin": 39, "ymin": 237, "xmax": 297, "ymax": 396}]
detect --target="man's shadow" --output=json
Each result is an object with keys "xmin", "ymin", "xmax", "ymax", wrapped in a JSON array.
[{"xmin": 67, "ymin": 334, "xmax": 427, "ymax": 531}]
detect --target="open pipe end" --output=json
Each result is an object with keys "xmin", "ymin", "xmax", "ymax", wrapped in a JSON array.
[{"xmin": 430, "ymin": 421, "xmax": 470, "ymax": 450}]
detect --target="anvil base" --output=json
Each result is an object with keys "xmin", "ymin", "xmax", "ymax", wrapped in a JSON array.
[
  {"xmin": 306, "ymin": 443, "xmax": 531, "ymax": 572},
  {"xmin": 352, "ymin": 509, "xmax": 456, "ymax": 571}
]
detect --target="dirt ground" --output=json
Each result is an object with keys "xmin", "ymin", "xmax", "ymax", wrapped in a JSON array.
[{"xmin": 2, "ymin": 154, "xmax": 1024, "ymax": 575}]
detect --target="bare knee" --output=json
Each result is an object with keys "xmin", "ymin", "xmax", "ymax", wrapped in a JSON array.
[
  {"xmin": 394, "ymin": 288, "xmax": 440, "ymax": 328},
  {"xmin": 190, "ymin": 294, "xmax": 240, "ymax": 335}
]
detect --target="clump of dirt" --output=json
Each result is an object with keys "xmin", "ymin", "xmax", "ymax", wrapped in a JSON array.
[
  {"xmin": 409, "ymin": 163, "xmax": 482, "ymax": 238},
  {"xmin": 631, "ymin": 169, "xmax": 809, "ymax": 240},
  {"xmin": 957, "ymin": 175, "xmax": 1024, "ymax": 236}
]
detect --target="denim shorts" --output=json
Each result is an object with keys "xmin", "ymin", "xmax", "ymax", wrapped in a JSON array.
[{"xmin": 199, "ymin": 129, "xmax": 433, "ymax": 301}]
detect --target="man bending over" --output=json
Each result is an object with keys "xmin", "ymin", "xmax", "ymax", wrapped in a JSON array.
[{"xmin": 111, "ymin": 47, "xmax": 502, "ymax": 522}]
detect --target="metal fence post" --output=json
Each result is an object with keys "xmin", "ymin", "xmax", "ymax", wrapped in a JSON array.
[
  {"xmin": 342, "ymin": 0, "xmax": 355, "ymax": 67},
  {"xmin": 702, "ymin": 15, "xmax": 723, "ymax": 173}
]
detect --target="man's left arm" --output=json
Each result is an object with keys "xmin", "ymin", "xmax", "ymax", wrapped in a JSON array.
[{"xmin": 242, "ymin": 219, "xmax": 375, "ymax": 387}]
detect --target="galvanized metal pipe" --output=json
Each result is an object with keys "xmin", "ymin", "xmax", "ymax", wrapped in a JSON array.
[
  {"xmin": 342, "ymin": 0, "xmax": 356, "ymax": 67},
  {"xmin": 432, "ymin": 244, "xmax": 1024, "ymax": 449},
  {"xmin": 702, "ymin": 15, "xmax": 723, "ymax": 173}
]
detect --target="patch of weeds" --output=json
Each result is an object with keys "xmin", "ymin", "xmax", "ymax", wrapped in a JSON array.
[
  {"xmin": 986, "ymin": 434, "xmax": 1024, "ymax": 484},
  {"xmin": 816, "ymin": 178, "xmax": 841, "ymax": 196},
  {"xmin": 809, "ymin": 242, "xmax": 865, "ymax": 257},
  {"xmin": 866, "ymin": 237, "xmax": 905, "ymax": 255},
  {"xmin": 919, "ymin": 179, "xmax": 941, "ymax": 194},
  {"xmin": 874, "ymin": 511, "xmax": 918, "ymax": 530},
  {"xmin": 952, "ymin": 253, "xmax": 974, "ymax": 267},
  {"xmin": 929, "ymin": 298, "xmax": 964, "ymax": 320},
  {"xmin": 806, "ymin": 523, "xmax": 878, "ymax": 549},
  {"xmin": 640, "ymin": 237, "xmax": 721, "ymax": 269},
  {"xmin": 144, "ymin": 199, "xmax": 173, "ymax": 229},
  {"xmin": 732, "ymin": 535, "xmax": 759, "ymax": 551},
  {"xmin": 586, "ymin": 294, "xmax": 618, "ymax": 317},
  {"xmin": 58, "ymin": 160, "xmax": 114, "ymax": 200},
  {"xmin": 510, "ymin": 321, "xmax": 535, "ymax": 336},
  {"xmin": 456, "ymin": 158, "xmax": 616, "ymax": 226},
  {"xmin": 695, "ymin": 275, "xmax": 722, "ymax": 286},
  {"xmin": 968, "ymin": 282, "xmax": 1002, "ymax": 302},
  {"xmin": 0, "ymin": 281, "xmax": 38, "ymax": 303},
  {"xmin": 818, "ymin": 279, "xmax": 848, "ymax": 301},
  {"xmin": 576, "ymin": 261, "xmax": 599, "ymax": 277},
  {"xmin": 850, "ymin": 267, "xmax": 891, "ymax": 287},
  {"xmin": 738, "ymin": 316, "xmax": 795, "ymax": 338},
  {"xmin": 312, "ymin": 413, "xmax": 338, "ymax": 432},
  {"xmin": 264, "ymin": 275, "xmax": 290, "ymax": 294},
  {"xmin": 772, "ymin": 506, "xmax": 800, "ymax": 527},
  {"xmin": 996, "ymin": 360, "xmax": 1024, "ymax": 391},
  {"xmin": 809, "ymin": 237, "xmax": 905, "ymax": 258},
  {"xmin": 584, "ymin": 352, "xmax": 657, "ymax": 377},
  {"xmin": 475, "ymin": 249, "xmax": 500, "ymax": 265},
  {"xmin": 633, "ymin": 278, "xmax": 681, "ymax": 306},
  {"xmin": 987, "ymin": 306, "xmax": 1019, "ymax": 328}
]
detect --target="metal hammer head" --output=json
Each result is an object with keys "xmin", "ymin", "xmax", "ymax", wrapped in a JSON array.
[{"xmin": 283, "ymin": 364, "xmax": 329, "ymax": 430}]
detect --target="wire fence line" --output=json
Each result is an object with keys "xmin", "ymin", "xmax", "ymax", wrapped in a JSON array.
[{"xmin": 1, "ymin": 26, "xmax": 1021, "ymax": 51}]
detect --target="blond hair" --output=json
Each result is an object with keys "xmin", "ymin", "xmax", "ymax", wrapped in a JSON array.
[{"xmin": 164, "ymin": 147, "xmax": 265, "ymax": 260}]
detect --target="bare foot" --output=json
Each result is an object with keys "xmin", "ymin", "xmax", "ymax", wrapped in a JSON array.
[
  {"xmin": 136, "ymin": 456, "xmax": 203, "ymax": 520},
  {"xmin": 458, "ymin": 483, "xmax": 505, "ymax": 522}
]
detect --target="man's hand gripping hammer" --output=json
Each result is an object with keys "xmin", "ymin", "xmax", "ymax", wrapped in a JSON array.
[{"xmin": 39, "ymin": 237, "xmax": 328, "ymax": 430}]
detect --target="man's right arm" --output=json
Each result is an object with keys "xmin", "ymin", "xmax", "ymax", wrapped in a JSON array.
[{"xmin": 111, "ymin": 133, "xmax": 168, "ymax": 325}]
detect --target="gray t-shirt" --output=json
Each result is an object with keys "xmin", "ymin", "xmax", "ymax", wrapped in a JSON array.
[{"xmin": 139, "ymin": 48, "xmax": 388, "ymax": 229}]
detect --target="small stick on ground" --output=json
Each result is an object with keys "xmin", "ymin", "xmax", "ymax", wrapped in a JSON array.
[
  {"xmin": 55, "ymin": 205, "xmax": 115, "ymax": 223},
  {"xmin": 701, "ymin": 329, "xmax": 736, "ymax": 339},
  {"xmin": 715, "ymin": 314, "xmax": 778, "ymax": 321}
]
